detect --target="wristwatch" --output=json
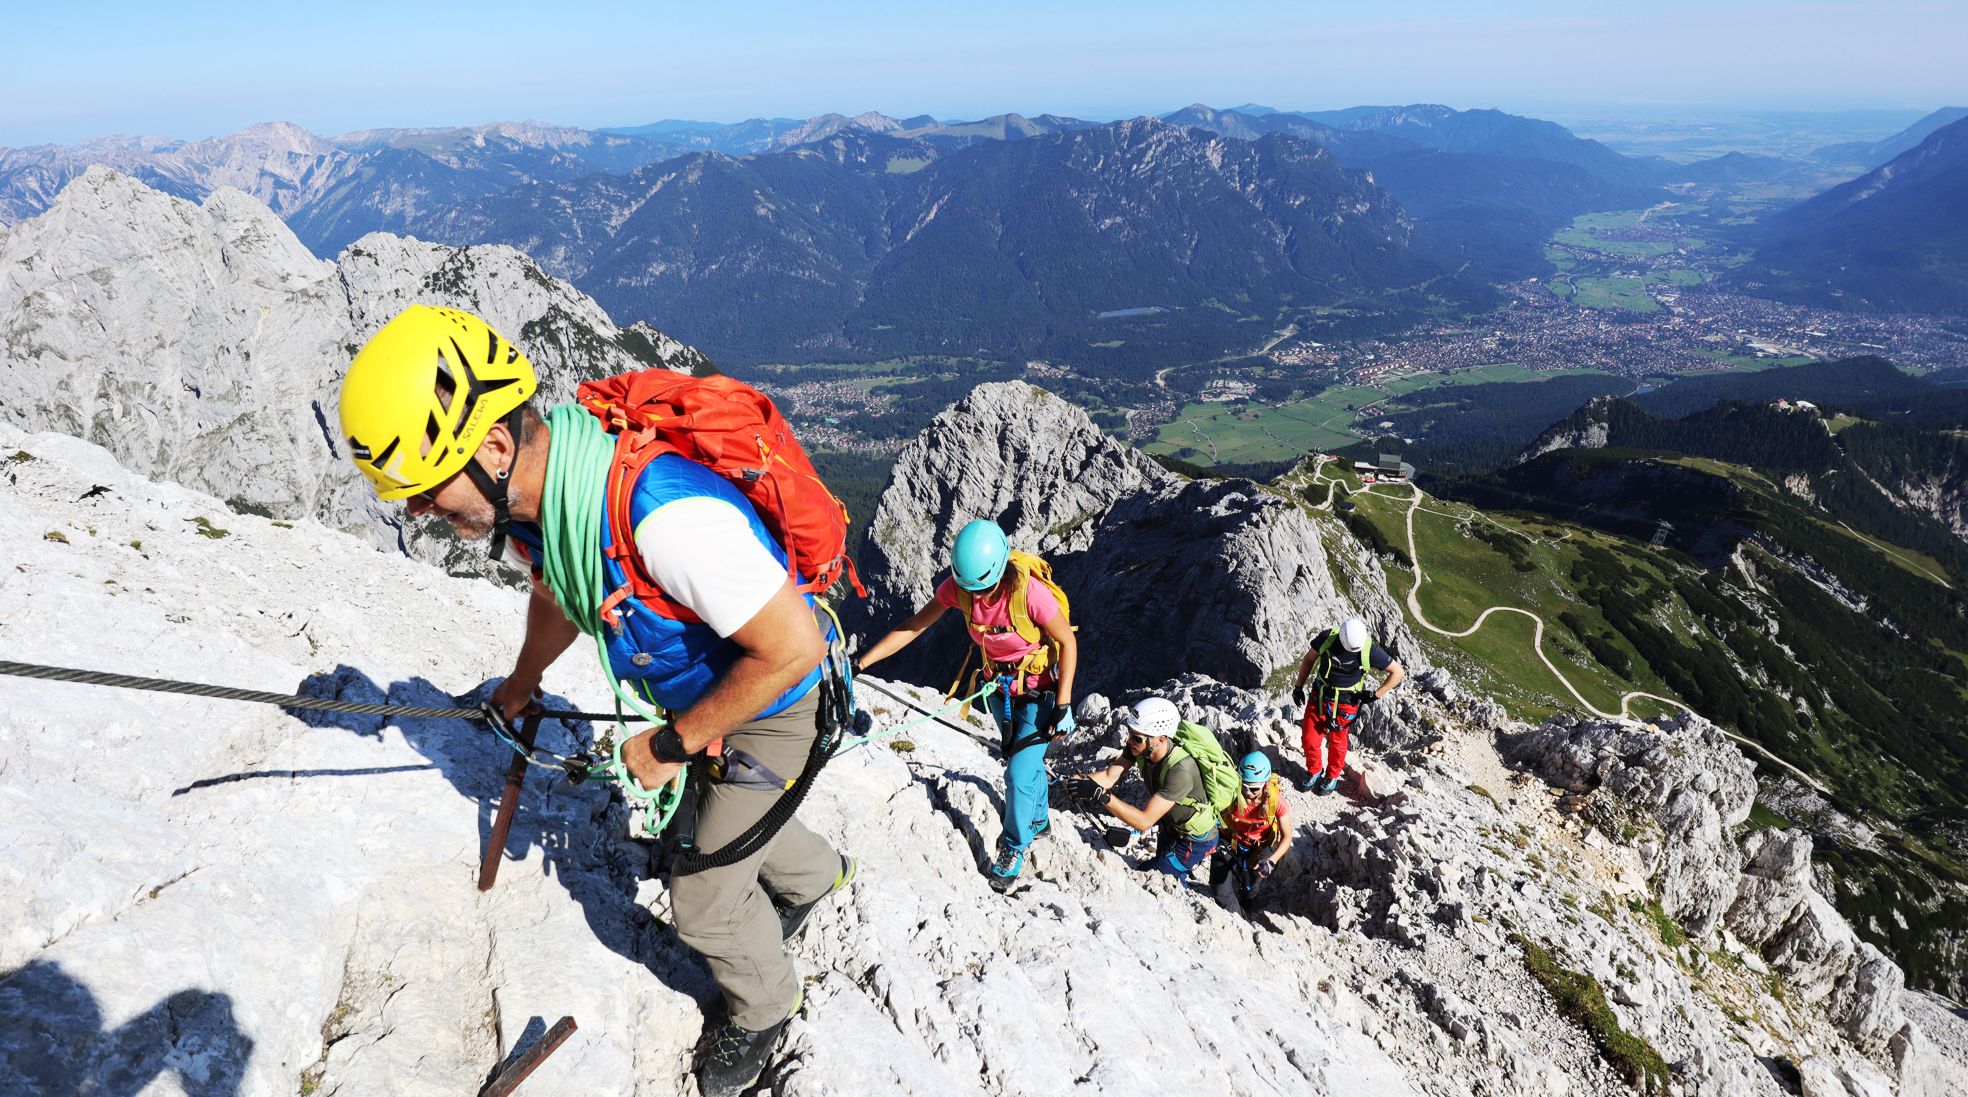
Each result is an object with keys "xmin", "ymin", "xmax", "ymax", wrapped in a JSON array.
[{"xmin": 651, "ymin": 726, "xmax": 699, "ymax": 764}]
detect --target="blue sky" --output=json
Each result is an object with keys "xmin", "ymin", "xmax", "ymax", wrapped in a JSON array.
[{"xmin": 3, "ymin": 0, "xmax": 1961, "ymax": 145}]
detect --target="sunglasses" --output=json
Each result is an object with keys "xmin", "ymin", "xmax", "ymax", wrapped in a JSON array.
[{"xmin": 409, "ymin": 467, "xmax": 465, "ymax": 507}]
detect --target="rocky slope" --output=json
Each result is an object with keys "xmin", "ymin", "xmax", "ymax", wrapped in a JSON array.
[
  {"xmin": 0, "ymin": 167, "xmax": 707, "ymax": 566},
  {"xmin": 844, "ymin": 381, "xmax": 1421, "ymax": 695},
  {"xmin": 0, "ymin": 424, "xmax": 1412, "ymax": 1096},
  {"xmin": 5, "ymin": 423, "xmax": 1962, "ymax": 1095}
]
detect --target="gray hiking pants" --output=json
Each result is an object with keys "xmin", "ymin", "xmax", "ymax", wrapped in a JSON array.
[{"xmin": 670, "ymin": 691, "xmax": 841, "ymax": 1031}]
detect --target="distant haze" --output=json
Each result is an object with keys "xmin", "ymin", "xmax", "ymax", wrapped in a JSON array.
[{"xmin": 3, "ymin": 0, "xmax": 1960, "ymax": 145}]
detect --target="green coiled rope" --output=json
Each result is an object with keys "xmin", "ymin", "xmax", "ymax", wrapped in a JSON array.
[{"xmin": 539, "ymin": 402, "xmax": 682, "ymax": 835}]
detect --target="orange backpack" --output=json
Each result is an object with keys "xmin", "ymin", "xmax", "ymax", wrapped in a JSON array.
[{"xmin": 576, "ymin": 371, "xmax": 865, "ymax": 625}]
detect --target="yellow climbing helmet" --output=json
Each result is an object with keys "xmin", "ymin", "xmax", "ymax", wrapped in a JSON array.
[{"xmin": 339, "ymin": 304, "xmax": 537, "ymax": 500}]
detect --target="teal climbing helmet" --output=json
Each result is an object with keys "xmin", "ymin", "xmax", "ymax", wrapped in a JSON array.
[
  {"xmin": 1240, "ymin": 751, "xmax": 1272, "ymax": 785},
  {"xmin": 951, "ymin": 520, "xmax": 1011, "ymax": 592}
]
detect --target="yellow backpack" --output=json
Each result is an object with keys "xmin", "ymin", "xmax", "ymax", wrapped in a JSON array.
[{"xmin": 950, "ymin": 550, "xmax": 1073, "ymax": 682}]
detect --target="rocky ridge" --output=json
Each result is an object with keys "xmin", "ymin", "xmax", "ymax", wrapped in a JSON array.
[
  {"xmin": 844, "ymin": 381, "xmax": 1421, "ymax": 695},
  {"xmin": 0, "ymin": 167, "xmax": 707, "ymax": 567}
]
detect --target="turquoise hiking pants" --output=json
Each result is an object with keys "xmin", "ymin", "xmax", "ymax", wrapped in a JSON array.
[{"xmin": 994, "ymin": 686, "xmax": 1056, "ymax": 851}]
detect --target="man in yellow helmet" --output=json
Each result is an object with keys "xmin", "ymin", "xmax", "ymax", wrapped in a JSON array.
[{"xmin": 340, "ymin": 305, "xmax": 850, "ymax": 1096}]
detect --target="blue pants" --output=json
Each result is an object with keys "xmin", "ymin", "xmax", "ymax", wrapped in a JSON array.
[
  {"xmin": 993, "ymin": 687, "xmax": 1056, "ymax": 851},
  {"xmin": 1153, "ymin": 828, "xmax": 1220, "ymax": 878}
]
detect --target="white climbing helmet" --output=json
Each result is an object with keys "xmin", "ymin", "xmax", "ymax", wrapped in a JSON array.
[
  {"xmin": 1339, "ymin": 617, "xmax": 1370, "ymax": 653},
  {"xmin": 1121, "ymin": 696, "xmax": 1180, "ymax": 739}
]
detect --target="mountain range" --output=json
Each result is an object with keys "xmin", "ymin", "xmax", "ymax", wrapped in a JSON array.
[
  {"xmin": 10, "ymin": 97, "xmax": 1967, "ymax": 367},
  {"xmin": 411, "ymin": 119, "xmax": 1450, "ymax": 366},
  {"xmin": 0, "ymin": 120, "xmax": 695, "ymax": 254},
  {"xmin": 4, "ymin": 172, "xmax": 1967, "ymax": 1092},
  {"xmin": 605, "ymin": 110, "xmax": 1104, "ymax": 154},
  {"xmin": 8, "ymin": 101, "xmax": 1963, "ymax": 369},
  {"xmin": 1734, "ymin": 116, "xmax": 1968, "ymax": 315},
  {"xmin": 1814, "ymin": 107, "xmax": 1968, "ymax": 170}
]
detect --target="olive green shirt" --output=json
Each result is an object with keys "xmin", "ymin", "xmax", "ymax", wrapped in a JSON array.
[{"xmin": 1141, "ymin": 751, "xmax": 1209, "ymax": 837}]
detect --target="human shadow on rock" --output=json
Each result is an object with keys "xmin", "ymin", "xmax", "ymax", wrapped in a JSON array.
[
  {"xmin": 0, "ymin": 960, "xmax": 252, "ymax": 1097},
  {"xmin": 292, "ymin": 665, "xmax": 716, "ymax": 1005}
]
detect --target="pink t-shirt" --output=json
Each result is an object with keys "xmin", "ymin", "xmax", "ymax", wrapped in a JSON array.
[{"xmin": 935, "ymin": 574, "xmax": 1062, "ymax": 666}]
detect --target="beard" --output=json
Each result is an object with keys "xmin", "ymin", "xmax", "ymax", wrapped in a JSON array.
[{"xmin": 425, "ymin": 496, "xmax": 496, "ymax": 541}]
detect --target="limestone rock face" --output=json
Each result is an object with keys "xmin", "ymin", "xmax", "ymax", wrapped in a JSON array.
[
  {"xmin": 1730, "ymin": 830, "xmax": 1910, "ymax": 1053},
  {"xmin": 852, "ymin": 379, "xmax": 1171, "ymax": 626},
  {"xmin": 0, "ymin": 424, "xmax": 1421, "ymax": 1097},
  {"xmin": 1728, "ymin": 827, "xmax": 1817, "ymax": 945},
  {"xmin": 6, "ymin": 425, "xmax": 1963, "ymax": 1096},
  {"xmin": 0, "ymin": 167, "xmax": 707, "ymax": 564},
  {"xmin": 847, "ymin": 381, "xmax": 1419, "ymax": 694},
  {"xmin": 1498, "ymin": 712, "xmax": 1755, "ymax": 937},
  {"xmin": 1887, "ymin": 475, "xmax": 1968, "ymax": 543},
  {"xmin": 1501, "ymin": 713, "xmax": 1946, "ymax": 1071}
]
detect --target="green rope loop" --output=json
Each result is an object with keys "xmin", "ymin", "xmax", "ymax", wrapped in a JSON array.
[
  {"xmin": 539, "ymin": 403, "xmax": 683, "ymax": 833},
  {"xmin": 539, "ymin": 404, "xmax": 667, "ymax": 728}
]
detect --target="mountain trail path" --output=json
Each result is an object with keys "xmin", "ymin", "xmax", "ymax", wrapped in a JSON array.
[{"xmin": 1295, "ymin": 456, "xmax": 1831, "ymax": 796}]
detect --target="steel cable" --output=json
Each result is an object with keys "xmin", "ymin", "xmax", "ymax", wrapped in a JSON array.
[{"xmin": 0, "ymin": 660, "xmax": 644, "ymax": 724}]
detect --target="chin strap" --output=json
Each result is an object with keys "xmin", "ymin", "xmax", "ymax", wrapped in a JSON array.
[{"xmin": 460, "ymin": 408, "xmax": 525, "ymax": 562}]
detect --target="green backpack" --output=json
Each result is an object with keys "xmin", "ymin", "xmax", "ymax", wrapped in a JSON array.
[{"xmin": 1140, "ymin": 720, "xmax": 1240, "ymax": 838}]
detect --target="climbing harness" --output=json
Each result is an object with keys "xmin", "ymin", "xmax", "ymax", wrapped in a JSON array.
[
  {"xmin": 667, "ymin": 615, "xmax": 855, "ymax": 879},
  {"xmin": 530, "ymin": 405, "xmax": 864, "ymax": 863},
  {"xmin": 1308, "ymin": 627, "xmax": 1377, "ymax": 698}
]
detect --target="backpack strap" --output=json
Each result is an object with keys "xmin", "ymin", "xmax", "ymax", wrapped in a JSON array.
[
  {"xmin": 1312, "ymin": 628, "xmax": 1375, "ymax": 695},
  {"xmin": 596, "ymin": 425, "xmax": 700, "ymax": 627},
  {"xmin": 1143, "ymin": 746, "xmax": 1213, "ymax": 837},
  {"xmin": 956, "ymin": 562, "xmax": 1056, "ymax": 684}
]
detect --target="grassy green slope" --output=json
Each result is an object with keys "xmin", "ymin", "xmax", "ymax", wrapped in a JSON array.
[{"xmin": 1351, "ymin": 448, "xmax": 1968, "ymax": 994}]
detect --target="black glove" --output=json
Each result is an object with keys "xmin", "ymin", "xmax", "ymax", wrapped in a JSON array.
[
  {"xmin": 1292, "ymin": 684, "xmax": 1307, "ymax": 706},
  {"xmin": 1356, "ymin": 692, "xmax": 1379, "ymax": 707},
  {"xmin": 1065, "ymin": 775, "xmax": 1109, "ymax": 809},
  {"xmin": 1254, "ymin": 857, "xmax": 1276, "ymax": 880}
]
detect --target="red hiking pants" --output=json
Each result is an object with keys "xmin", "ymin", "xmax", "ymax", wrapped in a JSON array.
[{"xmin": 1301, "ymin": 695, "xmax": 1360, "ymax": 780}]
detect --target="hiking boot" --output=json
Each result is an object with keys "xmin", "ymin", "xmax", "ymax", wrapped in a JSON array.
[
  {"xmin": 696, "ymin": 992, "xmax": 800, "ymax": 1097},
  {"xmin": 1030, "ymin": 818, "xmax": 1052, "ymax": 842},
  {"xmin": 777, "ymin": 855, "xmax": 856, "ymax": 943},
  {"xmin": 1318, "ymin": 774, "xmax": 1344, "ymax": 795},
  {"xmin": 1296, "ymin": 775, "xmax": 1322, "ymax": 793},
  {"xmin": 987, "ymin": 842, "xmax": 1025, "ymax": 893}
]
